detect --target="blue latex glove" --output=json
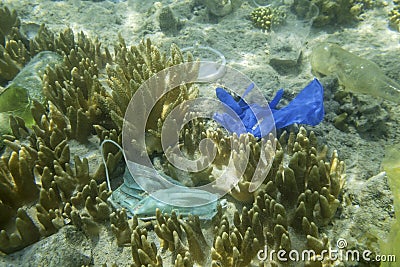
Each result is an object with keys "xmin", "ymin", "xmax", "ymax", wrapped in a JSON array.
[
  {"xmin": 214, "ymin": 78, "xmax": 324, "ymax": 137},
  {"xmin": 214, "ymin": 83, "xmax": 262, "ymax": 136}
]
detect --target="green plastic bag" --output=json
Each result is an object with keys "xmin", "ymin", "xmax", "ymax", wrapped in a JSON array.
[{"xmin": 0, "ymin": 51, "xmax": 62, "ymax": 134}]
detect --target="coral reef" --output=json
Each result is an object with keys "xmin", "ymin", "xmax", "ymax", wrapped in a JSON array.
[
  {"xmin": 0, "ymin": 4, "xmax": 199, "ymax": 256},
  {"xmin": 291, "ymin": 0, "xmax": 376, "ymax": 26},
  {"xmin": 0, "ymin": 5, "xmax": 351, "ymax": 267},
  {"xmin": 250, "ymin": 6, "xmax": 286, "ymax": 31},
  {"xmin": 0, "ymin": 6, "xmax": 20, "ymax": 45},
  {"xmin": 154, "ymin": 209, "xmax": 208, "ymax": 265},
  {"xmin": 0, "ymin": 7, "xmax": 121, "ymax": 254},
  {"xmin": 0, "ymin": 6, "xmax": 24, "ymax": 84},
  {"xmin": 159, "ymin": 127, "xmax": 344, "ymax": 265},
  {"xmin": 163, "ymin": 119, "xmax": 276, "ymax": 204},
  {"xmin": 389, "ymin": 0, "xmax": 400, "ymax": 31},
  {"xmin": 102, "ymin": 37, "xmax": 198, "ymax": 146},
  {"xmin": 131, "ymin": 225, "xmax": 163, "ymax": 266},
  {"xmin": 213, "ymin": 127, "xmax": 344, "ymax": 266}
]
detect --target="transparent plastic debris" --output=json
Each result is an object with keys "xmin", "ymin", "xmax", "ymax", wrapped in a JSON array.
[
  {"xmin": 252, "ymin": 0, "xmax": 272, "ymax": 7},
  {"xmin": 0, "ymin": 51, "xmax": 62, "ymax": 133},
  {"xmin": 311, "ymin": 42, "xmax": 400, "ymax": 103},
  {"xmin": 268, "ymin": 1, "xmax": 319, "ymax": 67},
  {"xmin": 100, "ymin": 140, "xmax": 225, "ymax": 220},
  {"xmin": 181, "ymin": 45, "xmax": 226, "ymax": 83}
]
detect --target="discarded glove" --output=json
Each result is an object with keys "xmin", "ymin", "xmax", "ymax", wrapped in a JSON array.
[{"xmin": 214, "ymin": 78, "xmax": 324, "ymax": 137}]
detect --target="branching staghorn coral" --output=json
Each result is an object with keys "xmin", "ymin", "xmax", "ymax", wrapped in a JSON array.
[
  {"xmin": 163, "ymin": 117, "xmax": 275, "ymax": 203},
  {"xmin": 154, "ymin": 208, "xmax": 209, "ymax": 265},
  {"xmin": 0, "ymin": 7, "xmax": 202, "ymax": 258},
  {"xmin": 152, "ymin": 125, "xmax": 344, "ymax": 266},
  {"xmin": 0, "ymin": 6, "xmax": 25, "ymax": 84},
  {"xmin": 211, "ymin": 210, "xmax": 263, "ymax": 266},
  {"xmin": 0, "ymin": 144, "xmax": 38, "ymax": 224},
  {"xmin": 41, "ymin": 31, "xmax": 112, "ymax": 142},
  {"xmin": 389, "ymin": 0, "xmax": 400, "ymax": 31},
  {"xmin": 0, "ymin": 99, "xmax": 119, "ymax": 253},
  {"xmin": 0, "ymin": 25, "xmax": 120, "ymax": 250},
  {"xmin": 104, "ymin": 37, "xmax": 198, "ymax": 155},
  {"xmin": 110, "ymin": 209, "xmax": 134, "ymax": 246},
  {"xmin": 0, "ymin": 6, "xmax": 20, "ymax": 40},
  {"xmin": 163, "ymin": 125, "xmax": 342, "ymax": 265},
  {"xmin": 0, "ymin": 208, "xmax": 41, "ymax": 254},
  {"xmin": 0, "ymin": 6, "xmax": 198, "ymax": 255},
  {"xmin": 131, "ymin": 225, "xmax": 163, "ymax": 267},
  {"xmin": 0, "ymin": 6, "xmax": 350, "ymax": 267},
  {"xmin": 0, "ymin": 7, "xmax": 88, "ymax": 86}
]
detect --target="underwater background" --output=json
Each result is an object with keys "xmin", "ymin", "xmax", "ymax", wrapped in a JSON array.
[{"xmin": 0, "ymin": 0, "xmax": 400, "ymax": 266}]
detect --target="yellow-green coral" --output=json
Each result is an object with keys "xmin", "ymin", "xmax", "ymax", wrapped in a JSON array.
[
  {"xmin": 154, "ymin": 208, "xmax": 208, "ymax": 265},
  {"xmin": 0, "ymin": 6, "xmax": 26, "ymax": 84},
  {"xmin": 159, "ymin": 126, "xmax": 344, "ymax": 265},
  {"xmin": 0, "ymin": 6, "xmax": 20, "ymax": 40},
  {"xmin": 0, "ymin": 18, "xmax": 120, "ymax": 252},
  {"xmin": 0, "ymin": 6, "xmax": 198, "ymax": 256},
  {"xmin": 250, "ymin": 7, "xmax": 286, "ymax": 31},
  {"xmin": 389, "ymin": 0, "xmax": 400, "ymax": 31},
  {"xmin": 0, "ymin": 5, "xmax": 354, "ymax": 266}
]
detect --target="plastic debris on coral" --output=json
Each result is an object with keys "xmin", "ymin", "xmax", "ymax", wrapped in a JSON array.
[
  {"xmin": 214, "ymin": 78, "xmax": 324, "ymax": 137},
  {"xmin": 101, "ymin": 140, "xmax": 222, "ymax": 220}
]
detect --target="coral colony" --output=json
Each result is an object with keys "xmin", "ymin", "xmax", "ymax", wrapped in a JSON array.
[{"xmin": 0, "ymin": 3, "xmax": 398, "ymax": 266}]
